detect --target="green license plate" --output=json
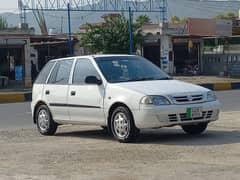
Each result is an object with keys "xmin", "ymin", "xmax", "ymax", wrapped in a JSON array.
[{"xmin": 186, "ymin": 107, "xmax": 202, "ymax": 119}]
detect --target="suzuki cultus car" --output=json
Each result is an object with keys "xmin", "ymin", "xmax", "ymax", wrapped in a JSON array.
[{"xmin": 31, "ymin": 55, "xmax": 220, "ymax": 142}]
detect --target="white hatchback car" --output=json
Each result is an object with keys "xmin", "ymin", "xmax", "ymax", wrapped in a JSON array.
[{"xmin": 31, "ymin": 55, "xmax": 220, "ymax": 142}]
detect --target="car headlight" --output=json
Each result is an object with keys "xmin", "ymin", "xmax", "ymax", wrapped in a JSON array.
[
  {"xmin": 140, "ymin": 96, "xmax": 171, "ymax": 106},
  {"xmin": 207, "ymin": 91, "xmax": 217, "ymax": 102}
]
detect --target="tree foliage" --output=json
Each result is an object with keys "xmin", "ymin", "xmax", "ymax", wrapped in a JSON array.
[
  {"xmin": 80, "ymin": 14, "xmax": 150, "ymax": 54},
  {"xmin": 0, "ymin": 16, "xmax": 8, "ymax": 30},
  {"xmin": 214, "ymin": 11, "xmax": 236, "ymax": 19},
  {"xmin": 170, "ymin": 16, "xmax": 188, "ymax": 24},
  {"xmin": 170, "ymin": 16, "xmax": 180, "ymax": 24},
  {"xmin": 136, "ymin": 15, "xmax": 151, "ymax": 26}
]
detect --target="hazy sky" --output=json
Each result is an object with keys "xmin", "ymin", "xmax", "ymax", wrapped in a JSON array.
[
  {"xmin": 0, "ymin": 0, "xmax": 19, "ymax": 12},
  {"xmin": 0, "ymin": 0, "xmax": 239, "ymax": 13}
]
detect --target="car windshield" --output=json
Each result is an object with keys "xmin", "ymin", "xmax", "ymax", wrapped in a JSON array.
[{"xmin": 95, "ymin": 56, "xmax": 171, "ymax": 83}]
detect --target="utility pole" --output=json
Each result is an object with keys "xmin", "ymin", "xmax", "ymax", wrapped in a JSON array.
[
  {"xmin": 60, "ymin": 16, "xmax": 63, "ymax": 34},
  {"xmin": 128, "ymin": 7, "xmax": 133, "ymax": 55},
  {"xmin": 67, "ymin": 3, "xmax": 73, "ymax": 56},
  {"xmin": 18, "ymin": 0, "xmax": 26, "ymax": 24},
  {"xmin": 162, "ymin": 0, "xmax": 168, "ymax": 23}
]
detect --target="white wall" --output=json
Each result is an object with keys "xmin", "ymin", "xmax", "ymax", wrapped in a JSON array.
[
  {"xmin": 24, "ymin": 39, "xmax": 31, "ymax": 87},
  {"xmin": 160, "ymin": 35, "xmax": 173, "ymax": 74}
]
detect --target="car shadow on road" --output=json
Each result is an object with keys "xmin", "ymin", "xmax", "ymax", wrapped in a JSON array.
[
  {"xmin": 55, "ymin": 127, "xmax": 240, "ymax": 146},
  {"xmin": 137, "ymin": 128, "xmax": 240, "ymax": 146},
  {"xmin": 55, "ymin": 128, "xmax": 114, "ymax": 141}
]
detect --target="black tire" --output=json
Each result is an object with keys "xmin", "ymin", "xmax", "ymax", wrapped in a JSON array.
[
  {"xmin": 100, "ymin": 126, "xmax": 109, "ymax": 133},
  {"xmin": 182, "ymin": 122, "xmax": 208, "ymax": 135},
  {"xmin": 110, "ymin": 106, "xmax": 140, "ymax": 143},
  {"xmin": 100, "ymin": 126, "xmax": 108, "ymax": 130},
  {"xmin": 35, "ymin": 105, "xmax": 58, "ymax": 135}
]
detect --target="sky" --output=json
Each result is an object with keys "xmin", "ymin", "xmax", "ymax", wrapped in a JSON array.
[
  {"xmin": 0, "ymin": 0, "xmax": 19, "ymax": 12},
  {"xmin": 1, "ymin": 0, "xmax": 239, "ymax": 13}
]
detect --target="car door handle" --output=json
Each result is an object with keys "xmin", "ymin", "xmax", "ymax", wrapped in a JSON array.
[
  {"xmin": 45, "ymin": 90, "xmax": 50, "ymax": 95},
  {"xmin": 71, "ymin": 91, "xmax": 76, "ymax": 96}
]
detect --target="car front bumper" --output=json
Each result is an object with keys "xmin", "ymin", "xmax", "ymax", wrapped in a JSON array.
[{"xmin": 133, "ymin": 100, "xmax": 221, "ymax": 129}]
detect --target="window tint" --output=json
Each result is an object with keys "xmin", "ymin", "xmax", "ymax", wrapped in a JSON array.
[
  {"xmin": 48, "ymin": 59, "xmax": 73, "ymax": 84},
  {"xmin": 73, "ymin": 59, "xmax": 99, "ymax": 84},
  {"xmin": 35, "ymin": 61, "xmax": 55, "ymax": 84}
]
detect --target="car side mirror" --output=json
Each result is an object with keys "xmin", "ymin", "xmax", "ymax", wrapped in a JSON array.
[{"xmin": 85, "ymin": 76, "xmax": 102, "ymax": 85}]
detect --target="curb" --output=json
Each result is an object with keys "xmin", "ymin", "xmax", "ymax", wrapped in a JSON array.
[
  {"xmin": 200, "ymin": 82, "xmax": 240, "ymax": 91},
  {"xmin": 0, "ymin": 82, "xmax": 240, "ymax": 103},
  {"xmin": 0, "ymin": 92, "xmax": 32, "ymax": 103}
]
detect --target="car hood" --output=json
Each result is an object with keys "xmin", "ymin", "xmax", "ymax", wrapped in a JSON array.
[{"xmin": 114, "ymin": 80, "xmax": 208, "ymax": 95}]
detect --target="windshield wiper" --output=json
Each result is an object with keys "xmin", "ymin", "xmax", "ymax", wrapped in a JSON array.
[
  {"xmin": 126, "ymin": 77, "xmax": 156, "ymax": 82},
  {"xmin": 155, "ymin": 77, "xmax": 173, "ymax": 80}
]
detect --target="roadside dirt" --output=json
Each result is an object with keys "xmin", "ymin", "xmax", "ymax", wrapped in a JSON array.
[
  {"xmin": 175, "ymin": 76, "xmax": 240, "ymax": 84},
  {"xmin": 0, "ymin": 112, "xmax": 240, "ymax": 180}
]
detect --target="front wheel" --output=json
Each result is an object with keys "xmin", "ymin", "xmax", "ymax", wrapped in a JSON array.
[
  {"xmin": 110, "ymin": 106, "xmax": 140, "ymax": 143},
  {"xmin": 181, "ymin": 122, "xmax": 208, "ymax": 135},
  {"xmin": 100, "ymin": 126, "xmax": 109, "ymax": 133},
  {"xmin": 36, "ymin": 105, "xmax": 58, "ymax": 135}
]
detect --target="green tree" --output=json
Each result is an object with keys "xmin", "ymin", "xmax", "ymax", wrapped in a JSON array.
[
  {"xmin": 0, "ymin": 16, "xmax": 8, "ymax": 30},
  {"xmin": 215, "ymin": 13, "xmax": 225, "ymax": 19},
  {"xmin": 80, "ymin": 14, "xmax": 148, "ymax": 54},
  {"xmin": 170, "ymin": 16, "xmax": 187, "ymax": 24},
  {"xmin": 136, "ymin": 15, "xmax": 151, "ymax": 26},
  {"xmin": 170, "ymin": 16, "xmax": 180, "ymax": 24},
  {"xmin": 214, "ymin": 12, "xmax": 236, "ymax": 19},
  {"xmin": 226, "ymin": 12, "xmax": 236, "ymax": 18}
]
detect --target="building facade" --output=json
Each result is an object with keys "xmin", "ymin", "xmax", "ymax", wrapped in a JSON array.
[{"xmin": 0, "ymin": 30, "xmax": 78, "ymax": 88}]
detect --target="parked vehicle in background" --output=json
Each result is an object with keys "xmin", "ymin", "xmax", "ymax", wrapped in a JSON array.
[{"xmin": 31, "ymin": 55, "xmax": 220, "ymax": 143}]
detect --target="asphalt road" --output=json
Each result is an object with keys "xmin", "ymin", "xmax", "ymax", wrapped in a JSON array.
[
  {"xmin": 0, "ymin": 102, "xmax": 33, "ymax": 129},
  {"xmin": 0, "ymin": 90, "xmax": 239, "ymax": 130},
  {"xmin": 216, "ymin": 90, "xmax": 240, "ymax": 112}
]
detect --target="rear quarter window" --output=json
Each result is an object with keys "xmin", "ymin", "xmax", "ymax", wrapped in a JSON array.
[{"xmin": 35, "ymin": 61, "xmax": 55, "ymax": 84}]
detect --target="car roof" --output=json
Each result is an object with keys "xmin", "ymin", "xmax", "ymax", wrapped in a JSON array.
[
  {"xmin": 92, "ymin": 54, "xmax": 134, "ymax": 58},
  {"xmin": 49, "ymin": 54, "xmax": 135, "ymax": 62}
]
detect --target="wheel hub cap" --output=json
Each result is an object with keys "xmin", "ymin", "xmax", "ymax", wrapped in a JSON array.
[
  {"xmin": 113, "ymin": 112, "xmax": 130, "ymax": 138},
  {"xmin": 38, "ymin": 110, "xmax": 49, "ymax": 131}
]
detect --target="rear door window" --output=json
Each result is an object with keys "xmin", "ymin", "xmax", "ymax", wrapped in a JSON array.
[{"xmin": 48, "ymin": 59, "xmax": 74, "ymax": 84}]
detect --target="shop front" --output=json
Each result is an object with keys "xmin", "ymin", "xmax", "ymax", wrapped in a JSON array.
[
  {"xmin": 172, "ymin": 37, "xmax": 202, "ymax": 75},
  {"xmin": 0, "ymin": 38, "xmax": 27, "ymax": 88}
]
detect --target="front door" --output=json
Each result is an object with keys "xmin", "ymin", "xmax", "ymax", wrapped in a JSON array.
[{"xmin": 68, "ymin": 58, "xmax": 105, "ymax": 125}]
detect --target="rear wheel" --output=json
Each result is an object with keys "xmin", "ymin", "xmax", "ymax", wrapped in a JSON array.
[
  {"xmin": 182, "ymin": 122, "xmax": 208, "ymax": 135},
  {"xmin": 36, "ymin": 105, "xmax": 58, "ymax": 135},
  {"xmin": 110, "ymin": 106, "xmax": 139, "ymax": 143}
]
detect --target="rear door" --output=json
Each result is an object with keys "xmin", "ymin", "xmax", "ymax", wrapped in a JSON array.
[
  {"xmin": 42, "ymin": 59, "xmax": 74, "ymax": 121},
  {"xmin": 68, "ymin": 58, "xmax": 105, "ymax": 125},
  {"xmin": 32, "ymin": 61, "xmax": 56, "ymax": 114}
]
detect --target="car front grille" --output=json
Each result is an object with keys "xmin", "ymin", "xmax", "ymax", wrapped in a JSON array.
[
  {"xmin": 168, "ymin": 114, "xmax": 178, "ymax": 122},
  {"xmin": 171, "ymin": 94, "xmax": 204, "ymax": 104},
  {"xmin": 206, "ymin": 111, "xmax": 213, "ymax": 119},
  {"xmin": 168, "ymin": 111, "xmax": 213, "ymax": 122}
]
